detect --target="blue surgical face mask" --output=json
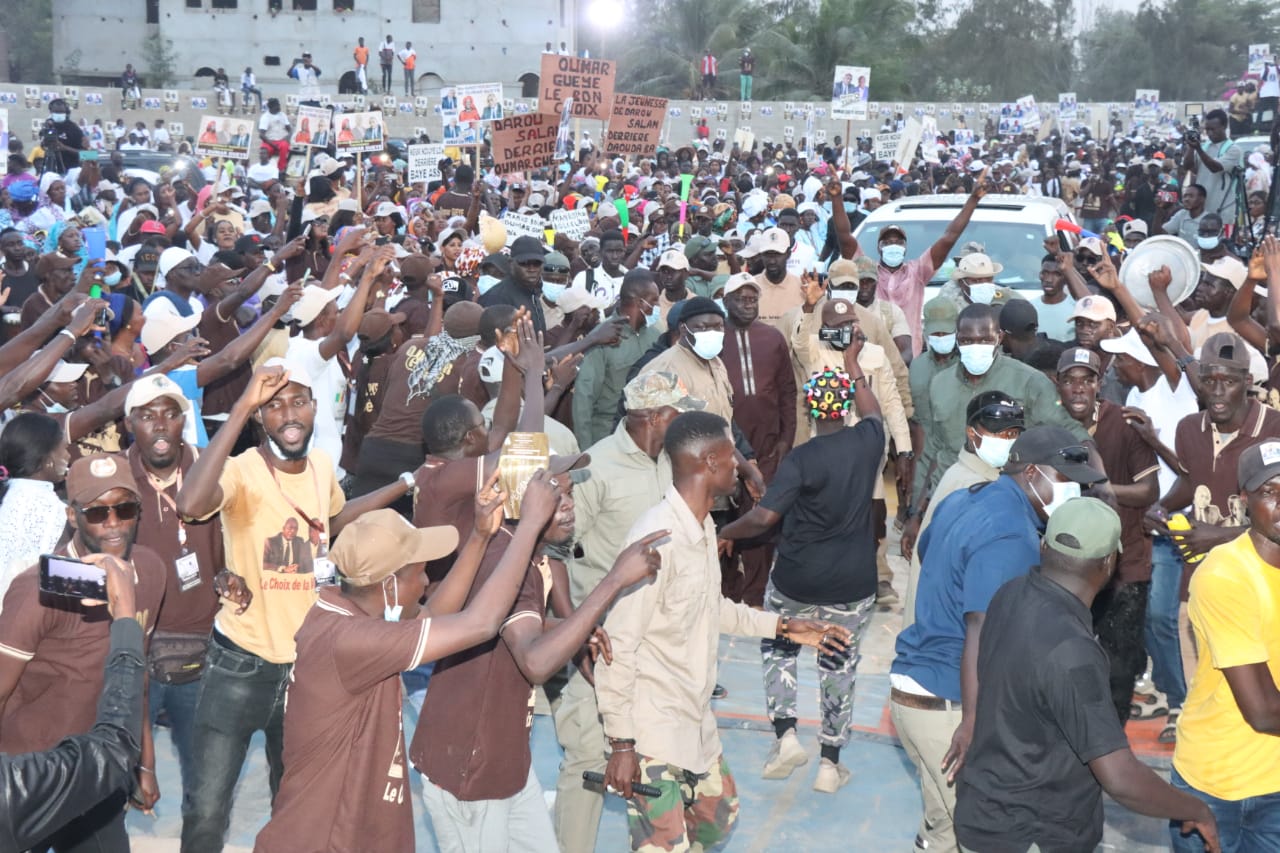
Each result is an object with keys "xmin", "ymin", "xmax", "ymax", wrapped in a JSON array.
[
  {"xmin": 477, "ymin": 274, "xmax": 502, "ymax": 296},
  {"xmin": 958, "ymin": 343, "xmax": 998, "ymax": 375},
  {"xmin": 50, "ymin": 113, "xmax": 67, "ymax": 123},
  {"xmin": 880, "ymin": 244, "xmax": 907, "ymax": 267},
  {"xmin": 927, "ymin": 333, "xmax": 956, "ymax": 355},
  {"xmin": 541, "ymin": 282, "xmax": 567, "ymax": 303},
  {"xmin": 645, "ymin": 304, "xmax": 661, "ymax": 327},
  {"xmin": 44, "ymin": 401, "xmax": 69, "ymax": 414},
  {"xmin": 101, "ymin": 270, "xmax": 123, "ymax": 287},
  {"xmin": 1197, "ymin": 235, "xmax": 1220, "ymax": 251},
  {"xmin": 967, "ymin": 281, "xmax": 998, "ymax": 305}
]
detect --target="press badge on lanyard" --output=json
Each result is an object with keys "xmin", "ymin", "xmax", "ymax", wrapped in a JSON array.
[{"xmin": 175, "ymin": 526, "xmax": 203, "ymax": 591}]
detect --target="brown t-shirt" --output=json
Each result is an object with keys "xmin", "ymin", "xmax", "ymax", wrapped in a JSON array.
[
  {"xmin": 395, "ymin": 292, "xmax": 433, "ymax": 338},
  {"xmin": 253, "ymin": 588, "xmax": 429, "ymax": 853},
  {"xmin": 411, "ymin": 528, "xmax": 549, "ymax": 800},
  {"xmin": 412, "ymin": 455, "xmax": 481, "ymax": 582},
  {"xmin": 19, "ymin": 288, "xmax": 54, "ymax": 333},
  {"xmin": 0, "ymin": 543, "xmax": 166, "ymax": 752},
  {"xmin": 1175, "ymin": 400, "xmax": 1280, "ymax": 595},
  {"xmin": 367, "ymin": 339, "xmax": 484, "ymax": 446},
  {"xmin": 340, "ymin": 348, "xmax": 394, "ymax": 473},
  {"xmin": 128, "ymin": 445, "xmax": 223, "ymax": 634},
  {"xmin": 1092, "ymin": 402, "xmax": 1158, "ymax": 583},
  {"xmin": 434, "ymin": 191, "xmax": 471, "ymax": 220},
  {"xmin": 199, "ymin": 302, "xmax": 251, "ymax": 417}
]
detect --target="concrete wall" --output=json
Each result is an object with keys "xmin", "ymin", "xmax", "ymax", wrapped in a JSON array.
[
  {"xmin": 1, "ymin": 83, "xmax": 1225, "ymax": 158},
  {"xmin": 51, "ymin": 0, "xmax": 573, "ymax": 89}
]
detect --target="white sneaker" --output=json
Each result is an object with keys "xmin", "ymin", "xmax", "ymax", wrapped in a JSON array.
[
  {"xmin": 762, "ymin": 729, "xmax": 809, "ymax": 779},
  {"xmin": 812, "ymin": 757, "xmax": 851, "ymax": 793}
]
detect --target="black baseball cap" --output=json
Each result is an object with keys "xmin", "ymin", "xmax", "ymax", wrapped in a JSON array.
[
  {"xmin": 999, "ymin": 299, "xmax": 1038, "ymax": 334},
  {"xmin": 234, "ymin": 234, "xmax": 265, "ymax": 255},
  {"xmin": 510, "ymin": 236, "xmax": 546, "ymax": 264},
  {"xmin": 966, "ymin": 391, "xmax": 1025, "ymax": 432},
  {"xmin": 1007, "ymin": 426, "xmax": 1105, "ymax": 484}
]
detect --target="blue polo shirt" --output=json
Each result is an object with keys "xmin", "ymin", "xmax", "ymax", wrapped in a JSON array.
[{"xmin": 892, "ymin": 475, "xmax": 1043, "ymax": 701}]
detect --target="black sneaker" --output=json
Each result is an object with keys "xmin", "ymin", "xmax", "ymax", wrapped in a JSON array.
[{"xmin": 712, "ymin": 684, "xmax": 728, "ymax": 700}]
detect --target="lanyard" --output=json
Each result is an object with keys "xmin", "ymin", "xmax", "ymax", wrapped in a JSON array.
[
  {"xmin": 145, "ymin": 465, "xmax": 187, "ymax": 548},
  {"xmin": 256, "ymin": 447, "xmax": 327, "ymax": 537}
]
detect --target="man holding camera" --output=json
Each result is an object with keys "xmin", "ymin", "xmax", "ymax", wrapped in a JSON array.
[
  {"xmin": 1181, "ymin": 109, "xmax": 1244, "ymax": 229},
  {"xmin": 44, "ymin": 98, "xmax": 87, "ymax": 171},
  {"xmin": 0, "ymin": 453, "xmax": 167, "ymax": 851}
]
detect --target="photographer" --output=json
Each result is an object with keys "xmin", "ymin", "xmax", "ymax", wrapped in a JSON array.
[
  {"xmin": 44, "ymin": 99, "xmax": 87, "ymax": 171},
  {"xmin": 0, "ymin": 556, "xmax": 147, "ymax": 851},
  {"xmin": 1180, "ymin": 109, "xmax": 1243, "ymax": 228}
]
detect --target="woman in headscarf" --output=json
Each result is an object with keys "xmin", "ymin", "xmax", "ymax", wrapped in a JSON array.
[
  {"xmin": 27, "ymin": 173, "xmax": 68, "ymax": 236},
  {"xmin": 1246, "ymin": 150, "xmax": 1272, "ymax": 197}
]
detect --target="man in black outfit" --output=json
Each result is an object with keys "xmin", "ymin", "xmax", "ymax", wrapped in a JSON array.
[
  {"xmin": 43, "ymin": 99, "xmax": 86, "ymax": 170},
  {"xmin": 954, "ymin": 497, "xmax": 1219, "ymax": 853},
  {"xmin": 478, "ymin": 236, "xmax": 549, "ymax": 333}
]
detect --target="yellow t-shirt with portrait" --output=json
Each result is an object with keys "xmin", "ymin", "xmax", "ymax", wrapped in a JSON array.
[
  {"xmin": 1174, "ymin": 532, "xmax": 1280, "ymax": 800},
  {"xmin": 212, "ymin": 448, "xmax": 346, "ymax": 664}
]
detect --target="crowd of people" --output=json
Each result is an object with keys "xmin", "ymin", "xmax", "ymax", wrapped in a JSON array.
[{"xmin": 0, "ymin": 67, "xmax": 1277, "ymax": 853}]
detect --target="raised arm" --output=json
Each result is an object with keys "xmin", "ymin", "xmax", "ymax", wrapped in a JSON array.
[
  {"xmin": 928, "ymin": 177, "xmax": 988, "ymax": 271},
  {"xmin": 0, "ymin": 299, "xmax": 103, "ymax": 410},
  {"xmin": 317, "ymin": 246, "xmax": 388, "ymax": 362},
  {"xmin": 197, "ymin": 283, "xmax": 302, "ymax": 386}
]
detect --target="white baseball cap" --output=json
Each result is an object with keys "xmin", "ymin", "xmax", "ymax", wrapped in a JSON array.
[{"xmin": 140, "ymin": 310, "xmax": 201, "ymax": 353}]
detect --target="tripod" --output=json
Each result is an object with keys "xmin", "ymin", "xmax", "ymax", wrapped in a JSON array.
[{"xmin": 39, "ymin": 127, "xmax": 66, "ymax": 178}]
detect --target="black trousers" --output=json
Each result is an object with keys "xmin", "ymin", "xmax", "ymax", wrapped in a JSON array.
[{"xmin": 1092, "ymin": 580, "xmax": 1151, "ymax": 723}]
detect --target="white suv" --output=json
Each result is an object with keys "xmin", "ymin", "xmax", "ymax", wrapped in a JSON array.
[{"xmin": 852, "ymin": 194, "xmax": 1078, "ymax": 297}]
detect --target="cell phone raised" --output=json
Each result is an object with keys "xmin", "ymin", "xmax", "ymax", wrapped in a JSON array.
[{"xmin": 39, "ymin": 554, "xmax": 107, "ymax": 600}]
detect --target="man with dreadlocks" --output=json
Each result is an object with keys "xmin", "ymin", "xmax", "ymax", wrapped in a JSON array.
[{"xmin": 718, "ymin": 338, "xmax": 884, "ymax": 795}]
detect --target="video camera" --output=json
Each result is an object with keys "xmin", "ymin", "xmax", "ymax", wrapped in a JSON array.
[{"xmin": 1184, "ymin": 114, "xmax": 1201, "ymax": 147}]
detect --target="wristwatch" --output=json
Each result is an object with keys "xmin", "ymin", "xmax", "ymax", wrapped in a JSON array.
[
  {"xmin": 898, "ymin": 451, "xmax": 915, "ymax": 461},
  {"xmin": 1176, "ymin": 353, "xmax": 1196, "ymax": 373},
  {"xmin": 398, "ymin": 471, "xmax": 417, "ymax": 494}
]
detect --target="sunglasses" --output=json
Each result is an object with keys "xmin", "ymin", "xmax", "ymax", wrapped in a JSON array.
[{"xmin": 78, "ymin": 501, "xmax": 142, "ymax": 523}]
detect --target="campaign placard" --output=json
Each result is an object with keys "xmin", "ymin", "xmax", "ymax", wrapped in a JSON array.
[
  {"xmin": 491, "ymin": 113, "xmax": 557, "ymax": 174},
  {"xmin": 538, "ymin": 54, "xmax": 616, "ymax": 120},
  {"xmin": 194, "ymin": 114, "xmax": 253, "ymax": 160},
  {"xmin": 605, "ymin": 93, "xmax": 668, "ymax": 156}
]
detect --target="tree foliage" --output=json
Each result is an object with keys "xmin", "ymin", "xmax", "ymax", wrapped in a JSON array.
[{"xmin": 612, "ymin": 0, "xmax": 1280, "ymax": 102}]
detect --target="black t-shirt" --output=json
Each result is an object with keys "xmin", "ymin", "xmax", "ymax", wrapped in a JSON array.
[
  {"xmin": 2, "ymin": 265, "xmax": 40, "ymax": 312},
  {"xmin": 478, "ymin": 278, "xmax": 546, "ymax": 333},
  {"xmin": 954, "ymin": 571, "xmax": 1130, "ymax": 853},
  {"xmin": 758, "ymin": 417, "xmax": 884, "ymax": 604},
  {"xmin": 49, "ymin": 120, "xmax": 85, "ymax": 168}
]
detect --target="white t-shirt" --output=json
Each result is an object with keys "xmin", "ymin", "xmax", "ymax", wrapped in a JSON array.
[
  {"xmin": 1262, "ymin": 63, "xmax": 1280, "ymax": 99},
  {"xmin": 152, "ymin": 127, "xmax": 171, "ymax": 147},
  {"xmin": 1126, "ymin": 373, "xmax": 1198, "ymax": 501},
  {"xmin": 247, "ymin": 162, "xmax": 279, "ymax": 185},
  {"xmin": 397, "ymin": 47, "xmax": 416, "ymax": 64},
  {"xmin": 258, "ymin": 111, "xmax": 290, "ymax": 142},
  {"xmin": 1029, "ymin": 294, "xmax": 1077, "ymax": 343},
  {"xmin": 571, "ymin": 266, "xmax": 627, "ymax": 305},
  {"xmin": 285, "ymin": 336, "xmax": 348, "ymax": 479}
]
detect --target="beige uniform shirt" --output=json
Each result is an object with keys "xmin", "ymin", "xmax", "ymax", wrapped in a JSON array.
[
  {"xmin": 569, "ymin": 422, "xmax": 673, "ymax": 607},
  {"xmin": 782, "ymin": 297, "xmax": 913, "ymax": 446},
  {"xmin": 752, "ymin": 271, "xmax": 805, "ymax": 335},
  {"xmin": 595, "ymin": 486, "xmax": 779, "ymax": 773},
  {"xmin": 644, "ymin": 344, "xmax": 734, "ymax": 422}
]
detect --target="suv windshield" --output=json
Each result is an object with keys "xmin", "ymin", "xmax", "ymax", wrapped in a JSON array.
[{"xmin": 856, "ymin": 219, "xmax": 1051, "ymax": 288}]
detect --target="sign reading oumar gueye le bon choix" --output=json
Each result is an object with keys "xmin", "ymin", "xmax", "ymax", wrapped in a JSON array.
[{"xmin": 539, "ymin": 54, "xmax": 617, "ymax": 120}]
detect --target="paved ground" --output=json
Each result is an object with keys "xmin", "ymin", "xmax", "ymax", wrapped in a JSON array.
[{"xmin": 125, "ymin": 527, "xmax": 1176, "ymax": 852}]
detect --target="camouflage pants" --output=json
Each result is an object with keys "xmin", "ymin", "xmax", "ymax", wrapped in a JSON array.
[
  {"xmin": 760, "ymin": 580, "xmax": 875, "ymax": 747},
  {"xmin": 627, "ymin": 754, "xmax": 739, "ymax": 852}
]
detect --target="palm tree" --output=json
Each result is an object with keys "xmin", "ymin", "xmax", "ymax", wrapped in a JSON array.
[{"xmin": 616, "ymin": 0, "xmax": 770, "ymax": 98}]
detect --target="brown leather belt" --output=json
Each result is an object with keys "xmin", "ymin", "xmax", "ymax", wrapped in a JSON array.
[{"xmin": 891, "ymin": 687, "xmax": 954, "ymax": 711}]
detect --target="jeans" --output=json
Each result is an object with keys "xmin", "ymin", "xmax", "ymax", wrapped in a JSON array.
[
  {"xmin": 381, "ymin": 63, "xmax": 393, "ymax": 92},
  {"xmin": 181, "ymin": 635, "xmax": 290, "ymax": 853},
  {"xmin": 740, "ymin": 75, "xmax": 752, "ymax": 100},
  {"xmin": 1170, "ymin": 766, "xmax": 1280, "ymax": 852},
  {"xmin": 421, "ymin": 765, "xmax": 558, "ymax": 853},
  {"xmin": 151, "ymin": 677, "xmax": 202, "ymax": 801},
  {"xmin": 404, "ymin": 67, "xmax": 415, "ymax": 96},
  {"xmin": 1081, "ymin": 217, "xmax": 1109, "ymax": 235},
  {"xmin": 1147, "ymin": 536, "xmax": 1187, "ymax": 709}
]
